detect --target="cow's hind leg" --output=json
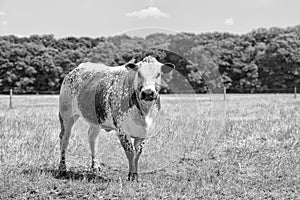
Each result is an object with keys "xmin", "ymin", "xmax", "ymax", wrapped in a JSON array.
[
  {"xmin": 88, "ymin": 125, "xmax": 100, "ymax": 171},
  {"xmin": 58, "ymin": 113, "xmax": 78, "ymax": 172}
]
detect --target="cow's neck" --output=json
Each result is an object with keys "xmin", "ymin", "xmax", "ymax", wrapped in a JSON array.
[{"xmin": 139, "ymin": 100, "xmax": 156, "ymax": 117}]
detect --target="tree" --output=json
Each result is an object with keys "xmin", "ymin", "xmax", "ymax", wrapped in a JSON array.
[{"xmin": 85, "ymin": 41, "xmax": 121, "ymax": 65}]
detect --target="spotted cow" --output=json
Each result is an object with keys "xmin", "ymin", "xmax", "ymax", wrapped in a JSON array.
[{"xmin": 58, "ymin": 56, "xmax": 175, "ymax": 181}]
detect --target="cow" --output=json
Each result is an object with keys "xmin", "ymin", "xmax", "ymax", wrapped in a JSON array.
[{"xmin": 58, "ymin": 56, "xmax": 175, "ymax": 181}]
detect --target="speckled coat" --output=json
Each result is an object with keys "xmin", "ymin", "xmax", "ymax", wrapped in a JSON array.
[
  {"xmin": 58, "ymin": 56, "xmax": 174, "ymax": 181},
  {"xmin": 59, "ymin": 61, "xmax": 160, "ymax": 138}
]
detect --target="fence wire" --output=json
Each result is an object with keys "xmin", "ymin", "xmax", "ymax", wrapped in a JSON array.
[{"xmin": 0, "ymin": 87, "xmax": 299, "ymax": 95}]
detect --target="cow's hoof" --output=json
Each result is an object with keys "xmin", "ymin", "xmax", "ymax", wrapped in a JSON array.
[
  {"xmin": 128, "ymin": 172, "xmax": 139, "ymax": 182},
  {"xmin": 91, "ymin": 161, "xmax": 104, "ymax": 173},
  {"xmin": 91, "ymin": 166, "xmax": 101, "ymax": 173},
  {"xmin": 58, "ymin": 163, "xmax": 67, "ymax": 176},
  {"xmin": 58, "ymin": 163, "xmax": 66, "ymax": 171}
]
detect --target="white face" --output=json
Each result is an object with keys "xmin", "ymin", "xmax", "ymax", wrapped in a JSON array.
[
  {"xmin": 129, "ymin": 56, "xmax": 175, "ymax": 102},
  {"xmin": 137, "ymin": 61, "xmax": 162, "ymax": 101}
]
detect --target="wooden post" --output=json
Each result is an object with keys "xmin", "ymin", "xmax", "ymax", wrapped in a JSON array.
[
  {"xmin": 9, "ymin": 89, "xmax": 13, "ymax": 109},
  {"xmin": 294, "ymin": 87, "xmax": 297, "ymax": 99},
  {"xmin": 223, "ymin": 86, "xmax": 226, "ymax": 100}
]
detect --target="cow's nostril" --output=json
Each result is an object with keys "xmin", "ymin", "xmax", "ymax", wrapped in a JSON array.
[
  {"xmin": 148, "ymin": 91, "xmax": 154, "ymax": 97},
  {"xmin": 141, "ymin": 90, "xmax": 156, "ymax": 100},
  {"xmin": 141, "ymin": 91, "xmax": 146, "ymax": 99}
]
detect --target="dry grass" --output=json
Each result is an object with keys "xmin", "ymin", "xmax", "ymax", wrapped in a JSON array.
[{"xmin": 0, "ymin": 94, "xmax": 300, "ymax": 199}]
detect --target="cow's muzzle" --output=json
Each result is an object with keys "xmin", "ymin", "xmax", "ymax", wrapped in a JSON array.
[{"xmin": 140, "ymin": 89, "xmax": 157, "ymax": 101}]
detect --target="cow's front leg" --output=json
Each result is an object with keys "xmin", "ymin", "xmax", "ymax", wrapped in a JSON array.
[
  {"xmin": 117, "ymin": 133, "xmax": 144, "ymax": 181},
  {"xmin": 117, "ymin": 133, "xmax": 135, "ymax": 180},
  {"xmin": 131, "ymin": 138, "xmax": 145, "ymax": 181}
]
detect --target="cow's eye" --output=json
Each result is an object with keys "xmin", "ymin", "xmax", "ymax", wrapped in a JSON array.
[{"xmin": 155, "ymin": 73, "xmax": 161, "ymax": 78}]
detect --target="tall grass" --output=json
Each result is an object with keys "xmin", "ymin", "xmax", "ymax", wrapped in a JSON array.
[{"xmin": 0, "ymin": 94, "xmax": 299, "ymax": 199}]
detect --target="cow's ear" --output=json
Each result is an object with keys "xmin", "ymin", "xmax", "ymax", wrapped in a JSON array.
[
  {"xmin": 125, "ymin": 63, "xmax": 138, "ymax": 71},
  {"xmin": 161, "ymin": 63, "xmax": 175, "ymax": 74}
]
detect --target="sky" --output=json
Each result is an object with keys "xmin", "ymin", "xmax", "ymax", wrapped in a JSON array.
[{"xmin": 0, "ymin": 0, "xmax": 300, "ymax": 38}]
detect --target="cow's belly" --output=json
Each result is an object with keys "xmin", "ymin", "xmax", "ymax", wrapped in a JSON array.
[{"xmin": 99, "ymin": 111, "xmax": 116, "ymax": 131}]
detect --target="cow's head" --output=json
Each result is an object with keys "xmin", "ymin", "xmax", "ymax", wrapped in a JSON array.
[{"xmin": 125, "ymin": 56, "xmax": 175, "ymax": 106}]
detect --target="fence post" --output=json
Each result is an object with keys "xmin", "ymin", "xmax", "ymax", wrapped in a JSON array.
[
  {"xmin": 9, "ymin": 89, "xmax": 13, "ymax": 109},
  {"xmin": 294, "ymin": 87, "xmax": 297, "ymax": 99},
  {"xmin": 223, "ymin": 87, "xmax": 226, "ymax": 100}
]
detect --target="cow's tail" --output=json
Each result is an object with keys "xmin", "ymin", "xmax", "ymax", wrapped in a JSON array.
[{"xmin": 59, "ymin": 112, "xmax": 65, "ymax": 140}]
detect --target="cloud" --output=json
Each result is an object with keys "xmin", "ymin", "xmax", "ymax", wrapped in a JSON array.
[
  {"xmin": 2, "ymin": 20, "xmax": 7, "ymax": 25},
  {"xmin": 0, "ymin": 11, "xmax": 6, "ymax": 16},
  {"xmin": 224, "ymin": 18, "xmax": 234, "ymax": 26},
  {"xmin": 244, "ymin": 0, "xmax": 275, "ymax": 7},
  {"xmin": 126, "ymin": 6, "xmax": 169, "ymax": 19}
]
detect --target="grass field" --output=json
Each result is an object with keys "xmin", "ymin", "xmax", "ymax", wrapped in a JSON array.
[{"xmin": 0, "ymin": 94, "xmax": 300, "ymax": 199}]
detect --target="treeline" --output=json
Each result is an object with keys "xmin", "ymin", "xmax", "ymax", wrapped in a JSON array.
[{"xmin": 1, "ymin": 25, "xmax": 300, "ymax": 94}]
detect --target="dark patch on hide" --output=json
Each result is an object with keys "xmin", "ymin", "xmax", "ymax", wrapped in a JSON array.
[
  {"xmin": 156, "ymin": 96, "xmax": 161, "ymax": 110},
  {"xmin": 110, "ymin": 70, "xmax": 139, "ymax": 121},
  {"xmin": 129, "ymin": 91, "xmax": 141, "ymax": 112},
  {"xmin": 95, "ymin": 73, "xmax": 113, "ymax": 124},
  {"xmin": 78, "ymin": 72, "xmax": 105, "ymax": 124}
]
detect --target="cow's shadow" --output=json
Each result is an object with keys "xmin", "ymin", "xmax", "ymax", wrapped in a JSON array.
[{"xmin": 22, "ymin": 167, "xmax": 111, "ymax": 184}]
